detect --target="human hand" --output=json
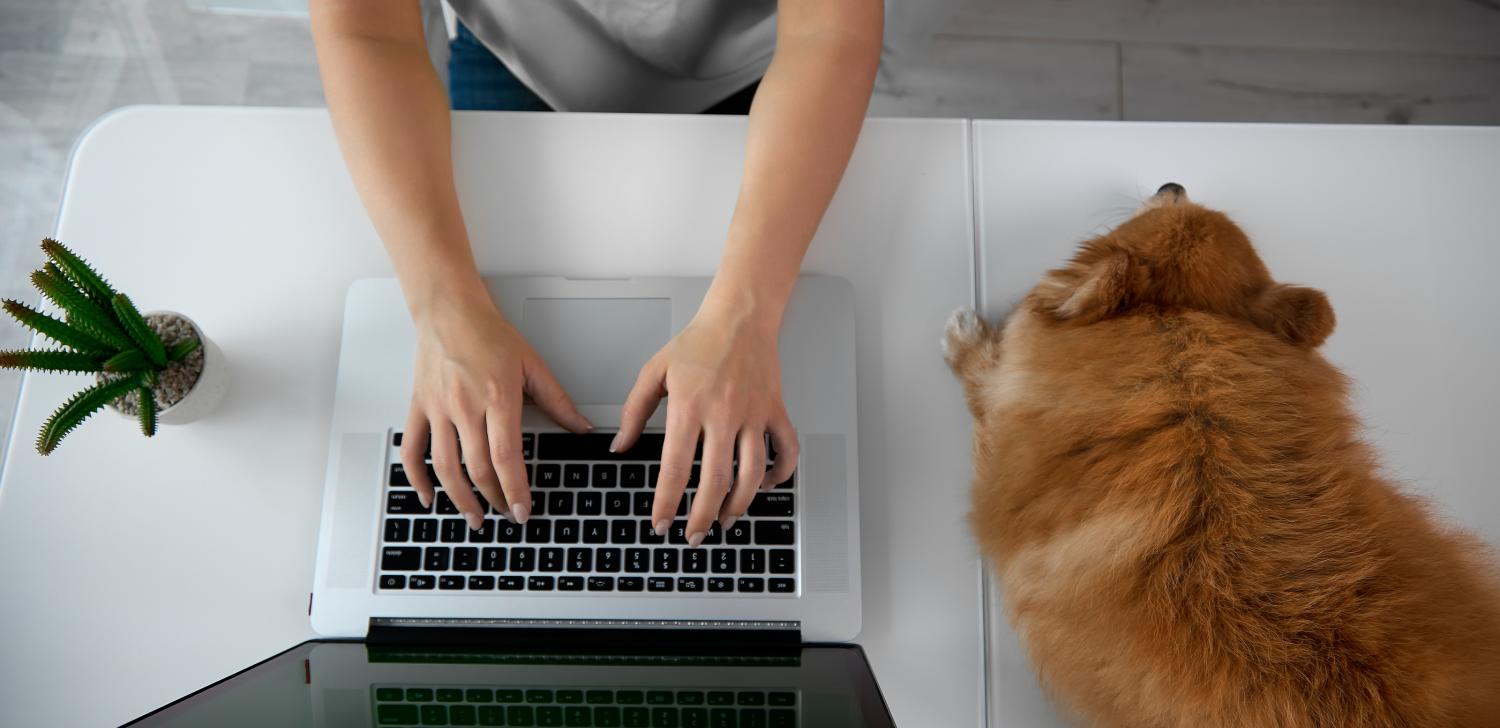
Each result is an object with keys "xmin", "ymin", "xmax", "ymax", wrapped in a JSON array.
[
  {"xmin": 400, "ymin": 295, "xmax": 591, "ymax": 529},
  {"xmin": 612, "ymin": 306, "xmax": 799, "ymax": 547}
]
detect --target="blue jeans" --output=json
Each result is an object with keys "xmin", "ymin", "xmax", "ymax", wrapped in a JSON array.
[{"xmin": 447, "ymin": 22, "xmax": 759, "ymax": 114}]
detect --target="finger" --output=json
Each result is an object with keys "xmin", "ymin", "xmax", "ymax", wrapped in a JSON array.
[
  {"xmin": 487, "ymin": 400, "xmax": 533, "ymax": 523},
  {"xmin": 524, "ymin": 358, "xmax": 592, "ymax": 434},
  {"xmin": 401, "ymin": 407, "xmax": 435, "ymax": 509},
  {"xmin": 456, "ymin": 412, "xmax": 505, "ymax": 527},
  {"xmin": 652, "ymin": 408, "xmax": 699, "ymax": 539},
  {"xmin": 613, "ymin": 358, "xmax": 666, "ymax": 453},
  {"xmin": 719, "ymin": 426, "xmax": 767, "ymax": 528},
  {"xmin": 686, "ymin": 424, "xmax": 736, "ymax": 547},
  {"xmin": 766, "ymin": 414, "xmax": 800, "ymax": 488},
  {"xmin": 430, "ymin": 417, "xmax": 485, "ymax": 530}
]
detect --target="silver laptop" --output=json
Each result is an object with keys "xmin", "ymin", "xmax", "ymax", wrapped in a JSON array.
[{"xmin": 310, "ymin": 275, "xmax": 862, "ymax": 642}]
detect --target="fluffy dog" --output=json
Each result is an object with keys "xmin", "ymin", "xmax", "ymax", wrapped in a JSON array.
[{"xmin": 944, "ymin": 184, "xmax": 1500, "ymax": 727}]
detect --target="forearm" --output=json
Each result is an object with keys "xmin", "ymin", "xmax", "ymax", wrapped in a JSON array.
[
  {"xmin": 701, "ymin": 1, "xmax": 883, "ymax": 331},
  {"xmin": 310, "ymin": 1, "xmax": 490, "ymax": 326}
]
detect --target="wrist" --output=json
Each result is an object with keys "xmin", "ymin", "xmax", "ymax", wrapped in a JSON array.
[
  {"xmin": 696, "ymin": 281, "xmax": 786, "ymax": 337},
  {"xmin": 409, "ymin": 275, "xmax": 504, "ymax": 341}
]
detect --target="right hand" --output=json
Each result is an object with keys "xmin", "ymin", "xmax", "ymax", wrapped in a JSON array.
[{"xmin": 400, "ymin": 296, "xmax": 591, "ymax": 530}]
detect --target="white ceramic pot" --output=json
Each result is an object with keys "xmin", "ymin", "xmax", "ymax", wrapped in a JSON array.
[{"xmin": 107, "ymin": 310, "xmax": 229, "ymax": 425}]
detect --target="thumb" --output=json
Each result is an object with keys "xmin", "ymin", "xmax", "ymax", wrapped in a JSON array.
[
  {"xmin": 523, "ymin": 358, "xmax": 592, "ymax": 433},
  {"xmin": 613, "ymin": 358, "xmax": 666, "ymax": 452}
]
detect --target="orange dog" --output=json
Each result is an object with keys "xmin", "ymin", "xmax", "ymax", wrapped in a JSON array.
[{"xmin": 944, "ymin": 184, "xmax": 1500, "ymax": 727}]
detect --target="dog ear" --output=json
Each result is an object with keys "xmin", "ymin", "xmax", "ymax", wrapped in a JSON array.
[
  {"xmin": 1037, "ymin": 252, "xmax": 1140, "ymax": 323},
  {"xmin": 1248, "ymin": 284, "xmax": 1335, "ymax": 347}
]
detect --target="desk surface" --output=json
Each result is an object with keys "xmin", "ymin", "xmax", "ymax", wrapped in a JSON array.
[
  {"xmin": 0, "ymin": 108, "xmax": 982, "ymax": 727},
  {"xmin": 973, "ymin": 120, "xmax": 1500, "ymax": 726}
]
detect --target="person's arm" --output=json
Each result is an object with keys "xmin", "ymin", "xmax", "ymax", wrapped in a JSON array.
[
  {"xmin": 310, "ymin": 0, "xmax": 588, "ymax": 530},
  {"xmin": 614, "ymin": 0, "xmax": 883, "ymax": 545}
]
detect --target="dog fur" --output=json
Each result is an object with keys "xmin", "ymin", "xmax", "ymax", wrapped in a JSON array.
[{"xmin": 944, "ymin": 187, "xmax": 1500, "ymax": 727}]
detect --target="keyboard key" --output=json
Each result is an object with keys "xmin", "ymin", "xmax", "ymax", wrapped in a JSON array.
[
  {"xmin": 497, "ymin": 575, "xmax": 524, "ymax": 590},
  {"xmin": 588, "ymin": 576, "xmax": 615, "ymax": 591},
  {"xmin": 522, "ymin": 433, "xmax": 535, "ymax": 460},
  {"xmin": 632, "ymin": 492, "xmax": 654, "ymax": 517},
  {"xmin": 567, "ymin": 548, "xmax": 592, "ymax": 572},
  {"xmin": 653, "ymin": 548, "xmax": 679, "ymax": 573},
  {"xmin": 539, "ymin": 432, "xmax": 663, "ymax": 461},
  {"xmin": 549, "ymin": 491, "xmax": 575, "ymax": 516},
  {"xmin": 480, "ymin": 547, "xmax": 506, "ymax": 571},
  {"xmin": 668, "ymin": 521, "xmax": 690, "ymax": 545},
  {"xmin": 775, "ymin": 472, "xmax": 795, "ymax": 490},
  {"xmin": 597, "ymin": 548, "xmax": 622, "ymax": 573},
  {"xmin": 769, "ymin": 549, "xmax": 794, "ymax": 574},
  {"xmin": 769, "ymin": 709, "xmax": 795, "ymax": 727},
  {"xmin": 466, "ymin": 688, "xmax": 493, "ymax": 703},
  {"xmin": 678, "ymin": 577, "xmax": 704, "ymax": 592},
  {"xmin": 621, "ymin": 464, "xmax": 646, "ymax": 488},
  {"xmin": 437, "ymin": 688, "xmax": 463, "ymax": 703},
  {"xmin": 683, "ymin": 549, "xmax": 707, "ymax": 573},
  {"xmin": 409, "ymin": 575, "xmax": 435, "ymax": 589},
  {"xmin": 424, "ymin": 547, "xmax": 450, "ymax": 571},
  {"xmin": 640, "ymin": 521, "xmax": 665, "ymax": 545},
  {"xmin": 564, "ymin": 464, "xmax": 588, "ymax": 487},
  {"xmin": 406, "ymin": 687, "xmax": 434, "ymax": 701},
  {"xmin": 754, "ymin": 521, "xmax": 794, "ymax": 545},
  {"xmin": 535, "ymin": 463, "xmax": 561, "ymax": 488},
  {"xmin": 708, "ymin": 577, "xmax": 734, "ymax": 592},
  {"xmin": 724, "ymin": 521, "xmax": 752, "ymax": 545},
  {"xmin": 625, "ymin": 548, "xmax": 649, "ymax": 573},
  {"xmin": 559, "ymin": 576, "xmax": 584, "ymax": 591},
  {"xmin": 678, "ymin": 692, "xmax": 705, "ymax": 705},
  {"xmin": 711, "ymin": 549, "xmax": 736, "ymax": 574},
  {"xmin": 442, "ymin": 518, "xmax": 467, "ymax": 543},
  {"xmin": 468, "ymin": 575, "xmax": 494, "ymax": 590},
  {"xmin": 617, "ymin": 576, "xmax": 645, "ymax": 591},
  {"xmin": 377, "ymin": 705, "xmax": 418, "ymax": 725},
  {"xmin": 375, "ymin": 687, "xmax": 403, "ymax": 701},
  {"xmin": 494, "ymin": 690, "xmax": 523, "ymax": 704},
  {"xmin": 649, "ymin": 465, "xmax": 661, "ymax": 487},
  {"xmin": 496, "ymin": 520, "xmax": 525, "ymax": 543},
  {"xmin": 592, "ymin": 464, "xmax": 618, "ymax": 487},
  {"xmin": 594, "ymin": 706, "xmax": 621, "ymax": 726},
  {"xmin": 540, "ymin": 547, "xmax": 564, "ymax": 572},
  {"xmin": 510, "ymin": 547, "xmax": 536, "ymax": 571},
  {"xmin": 769, "ymin": 578, "xmax": 795, "ymax": 593},
  {"xmin": 748, "ymin": 493, "xmax": 794, "ymax": 517},
  {"xmin": 508, "ymin": 707, "xmax": 535, "ymax": 725},
  {"xmin": 468, "ymin": 519, "xmax": 495, "ymax": 543},
  {"xmin": 702, "ymin": 523, "xmax": 723, "ymax": 546},
  {"xmin": 737, "ymin": 577, "xmax": 765, "ymax": 593},
  {"xmin": 526, "ymin": 521, "xmax": 552, "ymax": 543},
  {"xmin": 768, "ymin": 693, "xmax": 795, "ymax": 707},
  {"xmin": 611, "ymin": 521, "xmax": 637, "ymax": 544},
  {"xmin": 556, "ymin": 689, "xmax": 583, "ymax": 704},
  {"xmin": 439, "ymin": 575, "xmax": 465, "ymax": 590},
  {"xmin": 740, "ymin": 549, "xmax": 765, "ymax": 574},
  {"xmin": 389, "ymin": 464, "xmax": 410, "ymax": 487},
  {"xmin": 453, "ymin": 547, "xmax": 478, "ymax": 571},
  {"xmin": 737, "ymin": 693, "xmax": 764, "ymax": 706},
  {"xmin": 648, "ymin": 577, "xmax": 674, "ymax": 592},
  {"xmin": 530, "ymin": 494, "xmax": 546, "ymax": 517},
  {"xmin": 413, "ymin": 518, "xmax": 439, "ymax": 543},
  {"xmin": 577, "ymin": 492, "xmax": 603, "ymax": 515},
  {"xmin": 379, "ymin": 574, "xmax": 406, "ymax": 589},
  {"xmin": 528, "ymin": 576, "xmax": 556, "ymax": 591},
  {"xmin": 604, "ymin": 492, "xmax": 632, "ymax": 516},
  {"xmin": 437, "ymin": 492, "xmax": 460, "ymax": 515},
  {"xmin": 421, "ymin": 705, "xmax": 447, "ymax": 724},
  {"xmin": 554, "ymin": 519, "xmax": 581, "ymax": 544},
  {"xmin": 386, "ymin": 491, "xmax": 428, "ymax": 514},
  {"xmin": 646, "ymin": 691, "xmax": 674, "ymax": 705},
  {"xmin": 624, "ymin": 707, "xmax": 648, "ymax": 726},
  {"xmin": 583, "ymin": 520, "xmax": 609, "ymax": 544},
  {"xmin": 382, "ymin": 547, "xmax": 421, "ymax": 571},
  {"xmin": 537, "ymin": 706, "xmax": 562, "ymax": 726},
  {"xmin": 707, "ymin": 692, "xmax": 734, "ymax": 706}
]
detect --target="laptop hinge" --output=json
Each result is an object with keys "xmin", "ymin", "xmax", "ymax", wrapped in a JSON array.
[{"xmin": 367, "ymin": 617, "xmax": 801, "ymax": 656}]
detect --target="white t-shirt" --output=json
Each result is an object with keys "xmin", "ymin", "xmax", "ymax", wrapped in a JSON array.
[{"xmin": 446, "ymin": 0, "xmax": 778, "ymax": 113}]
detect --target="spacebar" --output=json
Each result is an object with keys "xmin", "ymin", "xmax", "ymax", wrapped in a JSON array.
[{"xmin": 537, "ymin": 432, "xmax": 665, "ymax": 461}]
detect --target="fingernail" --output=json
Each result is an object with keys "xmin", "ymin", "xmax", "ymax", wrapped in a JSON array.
[
  {"xmin": 500, "ymin": 510, "xmax": 515, "ymax": 523},
  {"xmin": 464, "ymin": 511, "xmax": 484, "ymax": 531},
  {"xmin": 418, "ymin": 491, "xmax": 431, "ymax": 508},
  {"xmin": 688, "ymin": 531, "xmax": 706, "ymax": 548},
  {"xmin": 510, "ymin": 502, "xmax": 530, "ymax": 524},
  {"xmin": 582, "ymin": 417, "xmax": 595, "ymax": 432},
  {"xmin": 720, "ymin": 515, "xmax": 739, "ymax": 531},
  {"xmin": 608, "ymin": 433, "xmax": 622, "ymax": 453},
  {"xmin": 654, "ymin": 519, "xmax": 671, "ymax": 537}
]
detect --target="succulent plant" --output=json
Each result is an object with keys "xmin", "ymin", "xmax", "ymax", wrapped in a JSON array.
[{"xmin": 0, "ymin": 239, "xmax": 200, "ymax": 455}]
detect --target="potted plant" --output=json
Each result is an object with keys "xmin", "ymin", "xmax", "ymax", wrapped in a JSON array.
[{"xmin": 0, "ymin": 239, "xmax": 228, "ymax": 454}]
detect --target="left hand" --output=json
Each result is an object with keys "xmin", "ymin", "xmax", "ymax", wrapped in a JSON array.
[{"xmin": 611, "ymin": 306, "xmax": 799, "ymax": 547}]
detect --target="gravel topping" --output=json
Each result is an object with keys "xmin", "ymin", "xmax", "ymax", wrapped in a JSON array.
[{"xmin": 101, "ymin": 313, "xmax": 205, "ymax": 416}]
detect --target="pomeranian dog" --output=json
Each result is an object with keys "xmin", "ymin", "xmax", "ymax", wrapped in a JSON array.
[{"xmin": 943, "ymin": 184, "xmax": 1500, "ymax": 727}]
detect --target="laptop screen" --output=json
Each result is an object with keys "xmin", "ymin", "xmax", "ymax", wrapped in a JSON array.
[{"xmin": 125, "ymin": 640, "xmax": 894, "ymax": 727}]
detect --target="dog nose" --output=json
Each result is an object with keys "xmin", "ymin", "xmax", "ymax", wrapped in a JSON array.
[{"xmin": 1156, "ymin": 182, "xmax": 1186, "ymax": 198}]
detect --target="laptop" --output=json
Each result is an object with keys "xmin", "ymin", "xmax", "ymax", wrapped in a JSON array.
[{"xmin": 122, "ymin": 275, "xmax": 890, "ymax": 726}]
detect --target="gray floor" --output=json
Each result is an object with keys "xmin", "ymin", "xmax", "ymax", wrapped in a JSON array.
[{"xmin": 1, "ymin": 0, "xmax": 1498, "ymax": 446}]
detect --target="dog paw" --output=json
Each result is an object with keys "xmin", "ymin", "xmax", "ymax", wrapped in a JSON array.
[{"xmin": 943, "ymin": 307, "xmax": 986, "ymax": 366}]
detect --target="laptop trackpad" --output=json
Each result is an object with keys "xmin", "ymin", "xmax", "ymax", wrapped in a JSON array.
[{"xmin": 521, "ymin": 298, "xmax": 672, "ymax": 405}]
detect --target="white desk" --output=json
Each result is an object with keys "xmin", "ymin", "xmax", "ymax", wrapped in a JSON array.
[
  {"xmin": 972, "ymin": 120, "xmax": 1500, "ymax": 727},
  {"xmin": 0, "ymin": 108, "xmax": 983, "ymax": 726}
]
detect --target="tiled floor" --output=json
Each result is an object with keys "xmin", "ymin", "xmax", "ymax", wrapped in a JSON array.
[{"xmin": 1, "ymin": 0, "xmax": 1498, "ymax": 443}]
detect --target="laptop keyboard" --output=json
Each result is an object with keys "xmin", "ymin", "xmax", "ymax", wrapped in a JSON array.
[
  {"xmin": 373, "ymin": 685, "xmax": 799, "ymax": 727},
  {"xmin": 378, "ymin": 432, "xmax": 797, "ymax": 596}
]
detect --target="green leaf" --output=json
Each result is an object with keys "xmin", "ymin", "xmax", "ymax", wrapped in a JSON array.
[
  {"xmin": 36, "ymin": 374, "xmax": 141, "ymax": 455},
  {"xmin": 111, "ymin": 294, "xmax": 166, "ymax": 367},
  {"xmin": 41, "ymin": 238, "xmax": 116, "ymax": 307},
  {"xmin": 1, "ymin": 299, "xmax": 112, "ymax": 354},
  {"xmin": 0, "ymin": 348, "xmax": 104, "ymax": 374},
  {"xmin": 167, "ymin": 337, "xmax": 201, "ymax": 362},
  {"xmin": 138, "ymin": 385, "xmax": 157, "ymax": 437},
  {"xmin": 103, "ymin": 349, "xmax": 150, "ymax": 372},
  {"xmin": 30, "ymin": 266, "xmax": 134, "ymax": 352}
]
